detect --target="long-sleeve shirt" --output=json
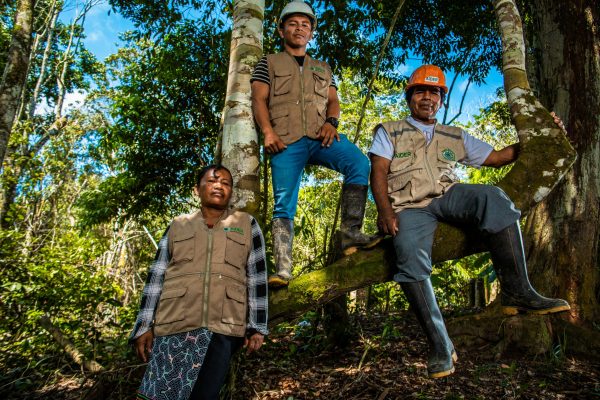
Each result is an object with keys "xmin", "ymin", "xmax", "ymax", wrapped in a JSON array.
[{"xmin": 129, "ymin": 216, "xmax": 269, "ymax": 342}]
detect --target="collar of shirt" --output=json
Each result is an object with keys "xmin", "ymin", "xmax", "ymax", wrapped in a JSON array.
[{"xmin": 407, "ymin": 116, "xmax": 436, "ymax": 144}]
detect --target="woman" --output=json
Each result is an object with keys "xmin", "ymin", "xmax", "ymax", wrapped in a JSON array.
[{"xmin": 130, "ymin": 165, "xmax": 268, "ymax": 400}]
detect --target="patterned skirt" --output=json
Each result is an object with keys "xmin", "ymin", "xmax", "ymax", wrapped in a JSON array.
[{"xmin": 137, "ymin": 328, "xmax": 213, "ymax": 400}]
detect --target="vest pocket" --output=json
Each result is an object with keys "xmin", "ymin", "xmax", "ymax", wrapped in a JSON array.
[
  {"xmin": 388, "ymin": 171, "xmax": 412, "ymax": 194},
  {"xmin": 436, "ymin": 147, "xmax": 458, "ymax": 166},
  {"xmin": 273, "ymin": 69, "xmax": 292, "ymax": 95},
  {"xmin": 305, "ymin": 102, "xmax": 326, "ymax": 137},
  {"xmin": 225, "ymin": 231, "xmax": 247, "ymax": 269},
  {"xmin": 155, "ymin": 287, "xmax": 187, "ymax": 325},
  {"xmin": 313, "ymin": 72, "xmax": 328, "ymax": 98},
  {"xmin": 390, "ymin": 153, "xmax": 414, "ymax": 172},
  {"xmin": 436, "ymin": 144, "xmax": 459, "ymax": 186},
  {"xmin": 172, "ymin": 233, "xmax": 195, "ymax": 264},
  {"xmin": 269, "ymin": 106, "xmax": 289, "ymax": 137},
  {"xmin": 221, "ymin": 285, "xmax": 246, "ymax": 326}
]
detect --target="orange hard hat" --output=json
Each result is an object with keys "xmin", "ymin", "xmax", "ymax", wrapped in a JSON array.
[{"xmin": 405, "ymin": 65, "xmax": 448, "ymax": 94}]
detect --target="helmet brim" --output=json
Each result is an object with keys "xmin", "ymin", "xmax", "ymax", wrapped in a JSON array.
[{"xmin": 405, "ymin": 82, "xmax": 448, "ymax": 94}]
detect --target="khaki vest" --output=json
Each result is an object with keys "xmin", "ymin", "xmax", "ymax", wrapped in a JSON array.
[
  {"xmin": 153, "ymin": 209, "xmax": 252, "ymax": 338},
  {"xmin": 267, "ymin": 52, "xmax": 333, "ymax": 145},
  {"xmin": 378, "ymin": 119, "xmax": 466, "ymax": 212}
]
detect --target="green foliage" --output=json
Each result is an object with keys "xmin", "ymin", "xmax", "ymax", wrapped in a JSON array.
[
  {"xmin": 79, "ymin": 23, "xmax": 229, "ymax": 224},
  {"xmin": 0, "ymin": 0, "xmax": 527, "ymax": 395},
  {"xmin": 464, "ymin": 89, "xmax": 517, "ymax": 184},
  {"xmin": 432, "ymin": 253, "xmax": 492, "ymax": 309},
  {"xmin": 380, "ymin": 314, "xmax": 405, "ymax": 341},
  {"xmin": 0, "ymin": 2, "xmax": 153, "ymax": 390},
  {"xmin": 0, "ymin": 117, "xmax": 160, "ymax": 386},
  {"xmin": 0, "ymin": 0, "xmax": 16, "ymax": 73},
  {"xmin": 108, "ymin": 0, "xmax": 229, "ymax": 38},
  {"xmin": 111, "ymin": 1, "xmax": 502, "ymax": 89}
]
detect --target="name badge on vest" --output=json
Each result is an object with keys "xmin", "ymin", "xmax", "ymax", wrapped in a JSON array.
[
  {"xmin": 224, "ymin": 227, "xmax": 244, "ymax": 235},
  {"xmin": 441, "ymin": 148, "xmax": 456, "ymax": 161},
  {"xmin": 394, "ymin": 151, "xmax": 412, "ymax": 159}
]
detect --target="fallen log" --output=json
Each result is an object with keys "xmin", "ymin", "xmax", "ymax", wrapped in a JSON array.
[{"xmin": 40, "ymin": 315, "xmax": 105, "ymax": 373}]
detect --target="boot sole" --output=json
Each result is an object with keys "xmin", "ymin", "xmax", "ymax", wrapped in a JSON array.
[
  {"xmin": 429, "ymin": 366, "xmax": 455, "ymax": 379},
  {"xmin": 342, "ymin": 236, "xmax": 385, "ymax": 256},
  {"xmin": 362, "ymin": 235, "xmax": 384, "ymax": 249},
  {"xmin": 342, "ymin": 246, "xmax": 359, "ymax": 256},
  {"xmin": 502, "ymin": 304, "xmax": 571, "ymax": 315},
  {"xmin": 428, "ymin": 352, "xmax": 457, "ymax": 379},
  {"xmin": 268, "ymin": 276, "xmax": 290, "ymax": 289}
]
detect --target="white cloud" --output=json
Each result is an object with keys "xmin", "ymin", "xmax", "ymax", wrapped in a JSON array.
[
  {"xmin": 33, "ymin": 90, "xmax": 89, "ymax": 116},
  {"xmin": 86, "ymin": 31, "xmax": 101, "ymax": 42},
  {"xmin": 64, "ymin": 90, "xmax": 88, "ymax": 111}
]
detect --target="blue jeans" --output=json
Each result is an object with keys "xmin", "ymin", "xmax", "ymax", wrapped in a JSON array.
[
  {"xmin": 392, "ymin": 184, "xmax": 521, "ymax": 283},
  {"xmin": 270, "ymin": 134, "xmax": 370, "ymax": 219}
]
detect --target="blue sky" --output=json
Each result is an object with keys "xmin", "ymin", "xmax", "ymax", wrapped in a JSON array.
[
  {"xmin": 63, "ymin": 0, "xmax": 504, "ymax": 124},
  {"xmin": 71, "ymin": 1, "xmax": 134, "ymax": 61}
]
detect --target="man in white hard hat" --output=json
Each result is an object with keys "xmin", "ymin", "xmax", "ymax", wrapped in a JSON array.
[
  {"xmin": 369, "ymin": 64, "xmax": 570, "ymax": 378},
  {"xmin": 251, "ymin": 0, "xmax": 377, "ymax": 288}
]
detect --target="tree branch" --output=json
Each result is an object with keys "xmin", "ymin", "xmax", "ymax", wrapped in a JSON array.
[{"xmin": 40, "ymin": 315, "xmax": 105, "ymax": 373}]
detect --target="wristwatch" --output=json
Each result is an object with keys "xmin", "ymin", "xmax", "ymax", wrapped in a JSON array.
[{"xmin": 325, "ymin": 117, "xmax": 339, "ymax": 129}]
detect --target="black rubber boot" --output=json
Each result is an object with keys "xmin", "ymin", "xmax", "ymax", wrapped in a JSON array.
[
  {"xmin": 268, "ymin": 218, "xmax": 294, "ymax": 288},
  {"xmin": 339, "ymin": 184, "xmax": 382, "ymax": 250},
  {"xmin": 400, "ymin": 279, "xmax": 456, "ymax": 378},
  {"xmin": 486, "ymin": 223, "xmax": 570, "ymax": 315}
]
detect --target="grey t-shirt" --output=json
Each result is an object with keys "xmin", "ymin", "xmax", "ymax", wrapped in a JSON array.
[{"xmin": 368, "ymin": 116, "xmax": 493, "ymax": 168}]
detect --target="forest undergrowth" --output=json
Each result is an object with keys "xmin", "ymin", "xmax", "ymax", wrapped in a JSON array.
[{"xmin": 2, "ymin": 310, "xmax": 598, "ymax": 400}]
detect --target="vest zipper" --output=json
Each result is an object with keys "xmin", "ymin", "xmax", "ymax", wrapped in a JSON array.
[
  {"xmin": 202, "ymin": 228, "xmax": 213, "ymax": 328},
  {"xmin": 423, "ymin": 126, "xmax": 437, "ymax": 194},
  {"xmin": 300, "ymin": 62, "xmax": 306, "ymax": 136}
]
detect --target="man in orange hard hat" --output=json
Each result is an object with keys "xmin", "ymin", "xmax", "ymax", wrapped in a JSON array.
[
  {"xmin": 251, "ymin": 1, "xmax": 378, "ymax": 288},
  {"xmin": 369, "ymin": 64, "xmax": 570, "ymax": 378}
]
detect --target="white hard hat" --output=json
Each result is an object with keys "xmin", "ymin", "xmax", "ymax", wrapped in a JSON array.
[{"xmin": 279, "ymin": 1, "xmax": 317, "ymax": 31}]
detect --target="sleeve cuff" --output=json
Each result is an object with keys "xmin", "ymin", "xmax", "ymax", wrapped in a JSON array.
[
  {"xmin": 247, "ymin": 324, "xmax": 269, "ymax": 337},
  {"xmin": 128, "ymin": 322, "xmax": 152, "ymax": 344}
]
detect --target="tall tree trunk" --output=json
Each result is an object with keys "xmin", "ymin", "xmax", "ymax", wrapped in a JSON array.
[
  {"xmin": 54, "ymin": 18, "xmax": 77, "ymax": 119},
  {"xmin": 219, "ymin": 0, "xmax": 264, "ymax": 213},
  {"xmin": 523, "ymin": 0, "xmax": 600, "ymax": 325},
  {"xmin": 16, "ymin": 0, "xmax": 58, "ymax": 120},
  {"xmin": 0, "ymin": 0, "xmax": 35, "ymax": 167},
  {"xmin": 493, "ymin": 0, "xmax": 576, "ymax": 213},
  {"xmin": 29, "ymin": 0, "xmax": 60, "ymax": 119},
  {"xmin": 55, "ymin": 1, "xmax": 92, "ymax": 119}
]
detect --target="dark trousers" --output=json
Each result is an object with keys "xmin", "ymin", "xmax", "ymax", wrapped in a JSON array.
[
  {"xmin": 393, "ymin": 183, "xmax": 521, "ymax": 282},
  {"xmin": 189, "ymin": 333, "xmax": 244, "ymax": 400}
]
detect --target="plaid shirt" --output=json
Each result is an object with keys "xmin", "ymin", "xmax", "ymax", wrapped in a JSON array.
[{"xmin": 129, "ymin": 215, "xmax": 269, "ymax": 342}]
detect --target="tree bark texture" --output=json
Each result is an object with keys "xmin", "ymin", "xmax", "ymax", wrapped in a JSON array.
[
  {"xmin": 28, "ymin": 0, "xmax": 59, "ymax": 119},
  {"xmin": 523, "ymin": 0, "xmax": 600, "ymax": 324},
  {"xmin": 0, "ymin": 0, "xmax": 35, "ymax": 167},
  {"xmin": 220, "ymin": 0, "xmax": 264, "ymax": 214},
  {"xmin": 493, "ymin": 0, "xmax": 577, "ymax": 213},
  {"xmin": 269, "ymin": 229, "xmax": 497, "ymax": 323}
]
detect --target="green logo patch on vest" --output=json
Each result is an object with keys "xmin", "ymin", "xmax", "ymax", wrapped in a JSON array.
[
  {"xmin": 441, "ymin": 148, "xmax": 456, "ymax": 161},
  {"xmin": 309, "ymin": 66, "xmax": 326, "ymax": 73},
  {"xmin": 394, "ymin": 151, "xmax": 412, "ymax": 159},
  {"xmin": 224, "ymin": 227, "xmax": 244, "ymax": 235}
]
